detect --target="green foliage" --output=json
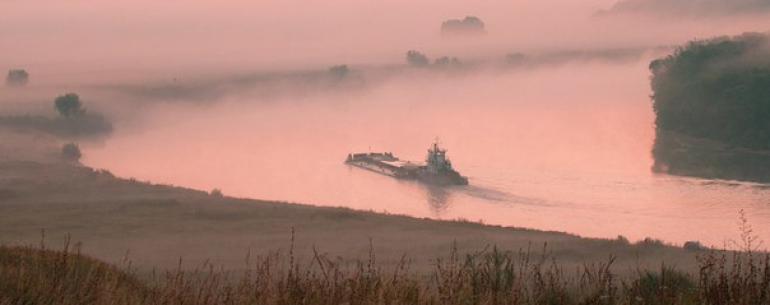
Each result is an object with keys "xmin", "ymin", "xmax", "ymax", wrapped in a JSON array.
[
  {"xmin": 0, "ymin": 92, "xmax": 112, "ymax": 137},
  {"xmin": 54, "ymin": 93, "xmax": 86, "ymax": 118},
  {"xmin": 650, "ymin": 32, "xmax": 770, "ymax": 150},
  {"xmin": 625, "ymin": 266, "xmax": 696, "ymax": 304}
]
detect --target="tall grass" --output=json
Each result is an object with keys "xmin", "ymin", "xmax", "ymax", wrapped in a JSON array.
[{"xmin": 1, "ymin": 237, "xmax": 768, "ymax": 305}]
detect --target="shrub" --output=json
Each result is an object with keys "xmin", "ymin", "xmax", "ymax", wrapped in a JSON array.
[
  {"xmin": 54, "ymin": 93, "xmax": 86, "ymax": 118},
  {"xmin": 625, "ymin": 266, "xmax": 696, "ymax": 304},
  {"xmin": 61, "ymin": 143, "xmax": 82, "ymax": 162},
  {"xmin": 683, "ymin": 241, "xmax": 704, "ymax": 251}
]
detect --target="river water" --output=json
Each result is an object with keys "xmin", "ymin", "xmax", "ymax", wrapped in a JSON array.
[{"xmin": 83, "ymin": 60, "xmax": 770, "ymax": 248}]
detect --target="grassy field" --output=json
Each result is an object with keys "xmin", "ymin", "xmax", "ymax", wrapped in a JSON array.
[{"xmin": 1, "ymin": 241, "xmax": 768, "ymax": 305}]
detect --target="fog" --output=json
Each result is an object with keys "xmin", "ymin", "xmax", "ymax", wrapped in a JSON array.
[
  {"xmin": 3, "ymin": 1, "xmax": 770, "ymax": 246},
  {"xmin": 599, "ymin": 0, "xmax": 770, "ymax": 18},
  {"xmin": 71, "ymin": 58, "xmax": 769, "ymax": 246},
  {"xmin": 3, "ymin": 0, "xmax": 770, "ymax": 81}
]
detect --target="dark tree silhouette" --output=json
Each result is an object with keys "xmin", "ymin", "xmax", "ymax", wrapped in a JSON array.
[
  {"xmin": 6, "ymin": 69, "xmax": 29, "ymax": 87},
  {"xmin": 441, "ymin": 16, "xmax": 486, "ymax": 35},
  {"xmin": 651, "ymin": 32, "xmax": 770, "ymax": 150},
  {"xmin": 54, "ymin": 93, "xmax": 86, "ymax": 118},
  {"xmin": 650, "ymin": 32, "xmax": 770, "ymax": 182},
  {"xmin": 61, "ymin": 143, "xmax": 82, "ymax": 162},
  {"xmin": 406, "ymin": 50, "xmax": 430, "ymax": 67}
]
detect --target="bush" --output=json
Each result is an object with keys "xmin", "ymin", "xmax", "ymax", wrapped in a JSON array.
[
  {"xmin": 683, "ymin": 241, "xmax": 704, "ymax": 251},
  {"xmin": 625, "ymin": 266, "xmax": 696, "ymax": 304},
  {"xmin": 616, "ymin": 235, "xmax": 630, "ymax": 245},
  {"xmin": 54, "ymin": 93, "xmax": 86, "ymax": 118},
  {"xmin": 61, "ymin": 143, "xmax": 82, "ymax": 162}
]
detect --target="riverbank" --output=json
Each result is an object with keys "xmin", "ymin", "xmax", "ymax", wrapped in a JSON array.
[
  {"xmin": 0, "ymin": 129, "xmax": 702, "ymax": 274},
  {"xmin": 653, "ymin": 130, "xmax": 770, "ymax": 183}
]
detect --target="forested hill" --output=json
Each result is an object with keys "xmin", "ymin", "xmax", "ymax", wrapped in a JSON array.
[{"xmin": 650, "ymin": 33, "xmax": 770, "ymax": 182}]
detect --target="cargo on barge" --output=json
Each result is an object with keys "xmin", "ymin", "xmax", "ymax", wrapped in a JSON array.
[{"xmin": 345, "ymin": 142, "xmax": 469, "ymax": 186}]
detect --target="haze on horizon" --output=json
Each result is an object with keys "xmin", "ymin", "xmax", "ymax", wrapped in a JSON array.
[
  {"xmin": 3, "ymin": 0, "xmax": 770, "ymax": 247},
  {"xmin": 3, "ymin": 0, "xmax": 770, "ymax": 79}
]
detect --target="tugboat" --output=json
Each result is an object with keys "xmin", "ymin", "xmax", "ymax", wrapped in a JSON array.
[{"xmin": 345, "ymin": 141, "xmax": 469, "ymax": 186}]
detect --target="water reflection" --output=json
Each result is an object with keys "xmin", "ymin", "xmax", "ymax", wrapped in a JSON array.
[{"xmin": 423, "ymin": 184, "xmax": 452, "ymax": 215}]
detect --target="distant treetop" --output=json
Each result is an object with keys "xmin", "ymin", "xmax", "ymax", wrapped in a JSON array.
[
  {"xmin": 54, "ymin": 93, "xmax": 86, "ymax": 118},
  {"xmin": 650, "ymin": 32, "xmax": 770, "ymax": 150},
  {"xmin": 406, "ymin": 50, "xmax": 430, "ymax": 67},
  {"xmin": 6, "ymin": 69, "xmax": 29, "ymax": 87},
  {"xmin": 441, "ymin": 16, "xmax": 486, "ymax": 36},
  {"xmin": 61, "ymin": 143, "xmax": 82, "ymax": 162}
]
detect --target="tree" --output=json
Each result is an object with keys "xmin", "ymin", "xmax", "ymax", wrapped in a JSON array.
[
  {"xmin": 406, "ymin": 50, "xmax": 430, "ymax": 67},
  {"xmin": 650, "ymin": 32, "xmax": 770, "ymax": 150},
  {"xmin": 210, "ymin": 188, "xmax": 224, "ymax": 197},
  {"xmin": 441, "ymin": 16, "xmax": 486, "ymax": 35},
  {"xmin": 54, "ymin": 93, "xmax": 86, "ymax": 118},
  {"xmin": 61, "ymin": 143, "xmax": 82, "ymax": 162},
  {"xmin": 6, "ymin": 69, "xmax": 29, "ymax": 87}
]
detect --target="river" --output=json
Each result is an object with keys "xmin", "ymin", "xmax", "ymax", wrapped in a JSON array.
[{"xmin": 83, "ymin": 59, "xmax": 770, "ymax": 248}]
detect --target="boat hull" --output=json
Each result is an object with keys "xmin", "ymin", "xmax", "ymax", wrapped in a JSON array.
[{"xmin": 345, "ymin": 152, "xmax": 468, "ymax": 186}]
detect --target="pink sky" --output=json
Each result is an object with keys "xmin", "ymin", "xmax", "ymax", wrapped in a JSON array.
[{"xmin": 5, "ymin": 0, "xmax": 767, "ymax": 76}]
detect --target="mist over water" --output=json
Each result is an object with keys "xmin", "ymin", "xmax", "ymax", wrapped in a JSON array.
[
  {"xmin": 4, "ymin": 0, "xmax": 770, "ymax": 249},
  {"xmin": 82, "ymin": 58, "xmax": 770, "ymax": 247}
]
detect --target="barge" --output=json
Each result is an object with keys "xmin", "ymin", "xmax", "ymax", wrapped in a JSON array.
[{"xmin": 345, "ymin": 142, "xmax": 469, "ymax": 186}]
